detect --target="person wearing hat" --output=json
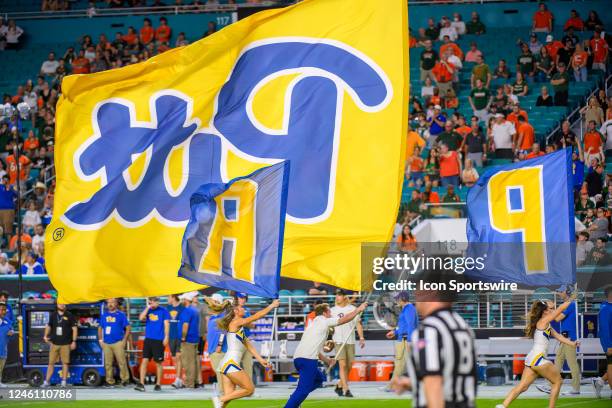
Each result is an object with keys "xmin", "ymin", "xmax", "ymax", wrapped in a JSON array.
[
  {"xmin": 233, "ymin": 292, "xmax": 254, "ymax": 382},
  {"xmin": 386, "ymin": 292, "xmax": 419, "ymax": 385},
  {"xmin": 0, "ymin": 302, "xmax": 14, "ymax": 388},
  {"xmin": 43, "ymin": 303, "xmax": 77, "ymax": 387},
  {"xmin": 178, "ymin": 291, "xmax": 200, "ymax": 389},
  {"xmin": 544, "ymin": 34, "xmax": 564, "ymax": 61},
  {"xmin": 551, "ymin": 62, "xmax": 570, "ymax": 107},
  {"xmin": 331, "ymin": 289, "xmax": 365, "ymax": 398},
  {"xmin": 98, "ymin": 298, "xmax": 131, "ymax": 387},
  {"xmin": 135, "ymin": 297, "xmax": 170, "ymax": 392},
  {"xmin": 206, "ymin": 293, "xmax": 227, "ymax": 394}
]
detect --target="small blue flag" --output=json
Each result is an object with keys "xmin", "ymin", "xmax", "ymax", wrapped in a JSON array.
[
  {"xmin": 178, "ymin": 162, "xmax": 290, "ymax": 298},
  {"xmin": 466, "ymin": 149, "xmax": 575, "ymax": 287}
]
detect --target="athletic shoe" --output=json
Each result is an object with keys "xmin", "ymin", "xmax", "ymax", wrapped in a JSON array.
[
  {"xmin": 334, "ymin": 385, "xmax": 343, "ymax": 396},
  {"xmin": 212, "ymin": 396, "xmax": 222, "ymax": 408},
  {"xmin": 561, "ymin": 390, "xmax": 580, "ymax": 396},
  {"xmin": 344, "ymin": 390, "xmax": 354, "ymax": 398},
  {"xmin": 154, "ymin": 384, "xmax": 161, "ymax": 391},
  {"xmin": 592, "ymin": 377, "xmax": 603, "ymax": 398},
  {"xmin": 171, "ymin": 380, "xmax": 180, "ymax": 389},
  {"xmin": 121, "ymin": 381, "xmax": 130, "ymax": 387},
  {"xmin": 41, "ymin": 382, "xmax": 49, "ymax": 388},
  {"xmin": 60, "ymin": 381, "xmax": 67, "ymax": 388},
  {"xmin": 0, "ymin": 382, "xmax": 7, "ymax": 388},
  {"xmin": 495, "ymin": 405, "xmax": 505, "ymax": 408},
  {"xmin": 134, "ymin": 383, "xmax": 145, "ymax": 392},
  {"xmin": 102, "ymin": 382, "xmax": 115, "ymax": 388},
  {"xmin": 536, "ymin": 384, "xmax": 551, "ymax": 394}
]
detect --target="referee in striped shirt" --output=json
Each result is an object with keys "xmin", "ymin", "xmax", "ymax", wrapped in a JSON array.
[{"xmin": 392, "ymin": 294, "xmax": 477, "ymax": 407}]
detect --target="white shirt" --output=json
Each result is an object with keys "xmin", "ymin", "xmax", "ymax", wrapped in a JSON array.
[
  {"xmin": 1, "ymin": 26, "xmax": 24, "ymax": 44},
  {"xmin": 23, "ymin": 210, "xmax": 41, "ymax": 228},
  {"xmin": 293, "ymin": 316, "xmax": 339, "ymax": 360},
  {"xmin": 331, "ymin": 304, "xmax": 357, "ymax": 344},
  {"xmin": 439, "ymin": 26, "xmax": 458, "ymax": 42},
  {"xmin": 492, "ymin": 121, "xmax": 516, "ymax": 149},
  {"xmin": 24, "ymin": 92, "xmax": 37, "ymax": 109},
  {"xmin": 33, "ymin": 233, "xmax": 45, "ymax": 249},
  {"xmin": 0, "ymin": 261, "xmax": 12, "ymax": 274},
  {"xmin": 451, "ymin": 21, "xmax": 466, "ymax": 35},
  {"xmin": 447, "ymin": 54, "xmax": 463, "ymax": 71},
  {"xmin": 40, "ymin": 60, "xmax": 59, "ymax": 75},
  {"xmin": 600, "ymin": 120, "xmax": 612, "ymax": 151},
  {"xmin": 421, "ymin": 86, "xmax": 434, "ymax": 98}
]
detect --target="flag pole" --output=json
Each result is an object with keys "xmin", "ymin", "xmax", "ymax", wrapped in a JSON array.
[{"xmin": 266, "ymin": 305, "xmax": 277, "ymax": 364}]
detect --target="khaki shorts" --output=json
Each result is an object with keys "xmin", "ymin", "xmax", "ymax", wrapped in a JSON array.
[
  {"xmin": 334, "ymin": 343, "xmax": 355, "ymax": 365},
  {"xmin": 49, "ymin": 344, "xmax": 71, "ymax": 364}
]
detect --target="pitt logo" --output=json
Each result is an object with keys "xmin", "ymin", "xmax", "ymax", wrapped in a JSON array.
[
  {"xmin": 62, "ymin": 38, "xmax": 392, "ymax": 230},
  {"xmin": 487, "ymin": 166, "xmax": 547, "ymax": 274},
  {"xmin": 105, "ymin": 316, "xmax": 117, "ymax": 323},
  {"xmin": 148, "ymin": 313, "xmax": 159, "ymax": 322}
]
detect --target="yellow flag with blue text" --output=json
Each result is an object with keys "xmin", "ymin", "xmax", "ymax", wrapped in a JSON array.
[{"xmin": 46, "ymin": 0, "xmax": 408, "ymax": 303}]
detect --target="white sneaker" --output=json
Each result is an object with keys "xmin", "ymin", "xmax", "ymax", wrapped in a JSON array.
[
  {"xmin": 41, "ymin": 382, "xmax": 49, "ymax": 388},
  {"xmin": 536, "ymin": 384, "xmax": 551, "ymax": 394},
  {"xmin": 561, "ymin": 390, "xmax": 580, "ymax": 396},
  {"xmin": 60, "ymin": 381, "xmax": 67, "ymax": 388},
  {"xmin": 212, "ymin": 395, "xmax": 222, "ymax": 408},
  {"xmin": 592, "ymin": 377, "xmax": 603, "ymax": 398},
  {"xmin": 495, "ymin": 405, "xmax": 505, "ymax": 408}
]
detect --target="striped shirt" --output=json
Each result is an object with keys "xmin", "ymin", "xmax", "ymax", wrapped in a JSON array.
[{"xmin": 407, "ymin": 307, "xmax": 477, "ymax": 408}]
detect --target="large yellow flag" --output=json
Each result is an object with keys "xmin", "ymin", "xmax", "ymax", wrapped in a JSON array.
[{"xmin": 47, "ymin": 0, "xmax": 408, "ymax": 303}]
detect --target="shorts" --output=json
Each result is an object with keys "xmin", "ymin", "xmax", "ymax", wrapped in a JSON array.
[
  {"xmin": 49, "ymin": 344, "xmax": 71, "ymax": 364},
  {"xmin": 525, "ymin": 352, "xmax": 551, "ymax": 368},
  {"xmin": 219, "ymin": 355, "xmax": 243, "ymax": 375},
  {"xmin": 143, "ymin": 338, "xmax": 165, "ymax": 362},
  {"xmin": 169, "ymin": 338, "xmax": 181, "ymax": 356},
  {"xmin": 334, "ymin": 343, "xmax": 355, "ymax": 364}
]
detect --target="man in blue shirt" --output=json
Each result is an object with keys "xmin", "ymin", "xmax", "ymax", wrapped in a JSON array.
[
  {"xmin": 0, "ymin": 292, "xmax": 14, "ymax": 325},
  {"xmin": 135, "ymin": 297, "xmax": 169, "ymax": 392},
  {"xmin": 178, "ymin": 291, "xmax": 200, "ymax": 389},
  {"xmin": 0, "ymin": 302, "xmax": 14, "ymax": 387},
  {"xmin": 593, "ymin": 286, "xmax": 612, "ymax": 398},
  {"xmin": 552, "ymin": 290, "xmax": 581, "ymax": 395},
  {"xmin": 386, "ymin": 291, "xmax": 419, "ymax": 384},
  {"xmin": 166, "ymin": 294, "xmax": 184, "ymax": 389},
  {"xmin": 0, "ymin": 175, "xmax": 16, "ymax": 235},
  {"xmin": 98, "ymin": 298, "xmax": 131, "ymax": 387},
  {"xmin": 207, "ymin": 293, "xmax": 226, "ymax": 393}
]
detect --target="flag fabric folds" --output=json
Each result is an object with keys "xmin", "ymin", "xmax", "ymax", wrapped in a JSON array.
[
  {"xmin": 179, "ymin": 162, "xmax": 289, "ymax": 299},
  {"xmin": 46, "ymin": 0, "xmax": 408, "ymax": 302},
  {"xmin": 466, "ymin": 149, "xmax": 576, "ymax": 287}
]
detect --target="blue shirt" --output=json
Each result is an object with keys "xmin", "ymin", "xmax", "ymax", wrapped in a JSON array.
[
  {"xmin": 167, "ymin": 304, "xmax": 184, "ymax": 340},
  {"xmin": 4, "ymin": 304, "xmax": 14, "ymax": 326},
  {"xmin": 206, "ymin": 315, "xmax": 227, "ymax": 354},
  {"xmin": 145, "ymin": 306, "xmax": 170, "ymax": 341},
  {"xmin": 558, "ymin": 301, "xmax": 578, "ymax": 341},
  {"xmin": 573, "ymin": 160, "xmax": 584, "ymax": 190},
  {"xmin": 599, "ymin": 301, "xmax": 611, "ymax": 352},
  {"xmin": 0, "ymin": 317, "xmax": 12, "ymax": 358},
  {"xmin": 0, "ymin": 186, "xmax": 16, "ymax": 210},
  {"xmin": 429, "ymin": 114, "xmax": 446, "ymax": 136},
  {"xmin": 20, "ymin": 262, "xmax": 45, "ymax": 275},
  {"xmin": 395, "ymin": 303, "xmax": 419, "ymax": 341},
  {"xmin": 242, "ymin": 307, "xmax": 252, "ymax": 338},
  {"xmin": 178, "ymin": 305, "xmax": 200, "ymax": 344},
  {"xmin": 100, "ymin": 310, "xmax": 129, "ymax": 344}
]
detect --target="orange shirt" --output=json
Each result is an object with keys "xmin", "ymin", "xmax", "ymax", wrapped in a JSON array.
[
  {"xmin": 563, "ymin": 17, "xmax": 584, "ymax": 31},
  {"xmin": 583, "ymin": 130, "xmax": 603, "ymax": 153},
  {"xmin": 9, "ymin": 233, "xmax": 32, "ymax": 250},
  {"xmin": 445, "ymin": 97, "xmax": 458, "ymax": 109},
  {"xmin": 526, "ymin": 151, "xmax": 545, "ymax": 159},
  {"xmin": 6, "ymin": 155, "xmax": 30, "ymax": 184},
  {"xmin": 507, "ymin": 110, "xmax": 529, "ymax": 130},
  {"xmin": 423, "ymin": 191, "xmax": 440, "ymax": 204},
  {"xmin": 439, "ymin": 151, "xmax": 460, "ymax": 177},
  {"xmin": 455, "ymin": 125, "xmax": 472, "ymax": 138},
  {"xmin": 71, "ymin": 57, "xmax": 90, "ymax": 74},
  {"xmin": 591, "ymin": 38, "xmax": 609, "ymax": 63},
  {"xmin": 155, "ymin": 25, "xmax": 171, "ymax": 42},
  {"xmin": 440, "ymin": 42, "xmax": 463, "ymax": 60},
  {"xmin": 140, "ymin": 26, "xmax": 154, "ymax": 44},
  {"xmin": 533, "ymin": 10, "xmax": 553, "ymax": 29},
  {"xmin": 406, "ymin": 130, "xmax": 425, "ymax": 157},
  {"xmin": 122, "ymin": 33, "xmax": 138, "ymax": 45},
  {"xmin": 24, "ymin": 137, "xmax": 39, "ymax": 151},
  {"xmin": 518, "ymin": 122, "xmax": 535, "ymax": 150},
  {"xmin": 409, "ymin": 156, "xmax": 424, "ymax": 173},
  {"xmin": 545, "ymin": 41, "xmax": 564, "ymax": 60},
  {"xmin": 572, "ymin": 51, "xmax": 588, "ymax": 68},
  {"xmin": 430, "ymin": 95, "xmax": 442, "ymax": 106},
  {"xmin": 432, "ymin": 61, "xmax": 454, "ymax": 83},
  {"xmin": 397, "ymin": 234, "xmax": 417, "ymax": 252}
]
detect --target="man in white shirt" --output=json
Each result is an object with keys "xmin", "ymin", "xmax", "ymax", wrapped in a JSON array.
[
  {"xmin": 451, "ymin": 13, "xmax": 466, "ymax": 36},
  {"xmin": 600, "ymin": 119, "xmax": 612, "ymax": 154},
  {"xmin": 40, "ymin": 52, "xmax": 59, "ymax": 76},
  {"xmin": 491, "ymin": 113, "xmax": 516, "ymax": 159},
  {"xmin": 439, "ymin": 20, "xmax": 458, "ymax": 42},
  {"xmin": 285, "ymin": 301, "xmax": 367, "ymax": 408},
  {"xmin": 331, "ymin": 289, "xmax": 365, "ymax": 398}
]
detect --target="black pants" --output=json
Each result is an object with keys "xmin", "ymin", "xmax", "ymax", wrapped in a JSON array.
[{"xmin": 554, "ymin": 90, "xmax": 568, "ymax": 106}]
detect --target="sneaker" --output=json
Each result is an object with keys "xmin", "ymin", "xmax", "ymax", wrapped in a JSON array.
[
  {"xmin": 212, "ymin": 395, "xmax": 222, "ymax": 408},
  {"xmin": 592, "ymin": 377, "xmax": 603, "ymax": 398},
  {"xmin": 121, "ymin": 381, "xmax": 130, "ymax": 387},
  {"xmin": 103, "ymin": 382, "xmax": 115, "ymax": 388},
  {"xmin": 154, "ymin": 384, "xmax": 161, "ymax": 392},
  {"xmin": 171, "ymin": 380, "xmax": 180, "ymax": 389},
  {"xmin": 334, "ymin": 386, "xmax": 343, "ymax": 396},
  {"xmin": 0, "ymin": 382, "xmax": 7, "ymax": 388},
  {"xmin": 60, "ymin": 381, "xmax": 67, "ymax": 388},
  {"xmin": 536, "ymin": 384, "xmax": 551, "ymax": 394},
  {"xmin": 344, "ymin": 390, "xmax": 354, "ymax": 398},
  {"xmin": 561, "ymin": 390, "xmax": 580, "ymax": 396},
  {"xmin": 41, "ymin": 382, "xmax": 49, "ymax": 388},
  {"xmin": 134, "ymin": 383, "xmax": 145, "ymax": 392},
  {"xmin": 495, "ymin": 405, "xmax": 505, "ymax": 408}
]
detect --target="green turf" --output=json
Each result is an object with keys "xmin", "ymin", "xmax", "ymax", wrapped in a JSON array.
[{"xmin": 1, "ymin": 400, "xmax": 610, "ymax": 407}]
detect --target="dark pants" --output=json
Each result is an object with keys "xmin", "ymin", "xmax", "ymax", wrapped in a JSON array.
[
  {"xmin": 495, "ymin": 149, "xmax": 514, "ymax": 159},
  {"xmin": 285, "ymin": 358, "xmax": 325, "ymax": 408},
  {"xmin": 554, "ymin": 90, "xmax": 568, "ymax": 106}
]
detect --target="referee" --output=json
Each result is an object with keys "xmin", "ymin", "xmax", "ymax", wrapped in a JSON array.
[{"xmin": 392, "ymin": 295, "xmax": 477, "ymax": 407}]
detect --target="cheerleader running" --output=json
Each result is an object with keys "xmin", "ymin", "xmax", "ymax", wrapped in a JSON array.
[
  {"xmin": 497, "ymin": 293, "xmax": 579, "ymax": 408},
  {"xmin": 207, "ymin": 297, "xmax": 279, "ymax": 408}
]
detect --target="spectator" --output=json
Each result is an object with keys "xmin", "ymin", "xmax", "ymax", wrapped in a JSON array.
[
  {"xmin": 0, "ymin": 253, "xmax": 14, "ymax": 274},
  {"xmin": 42, "ymin": 303, "xmax": 77, "ymax": 387},
  {"xmin": 454, "ymin": 115, "xmax": 472, "ymax": 139},
  {"xmin": 40, "ymin": 52, "xmax": 59, "ymax": 77},
  {"xmin": 203, "ymin": 21, "xmax": 217, "ymax": 38},
  {"xmin": 590, "ymin": 29, "xmax": 609, "ymax": 72},
  {"xmin": 490, "ymin": 113, "xmax": 516, "ymax": 159},
  {"xmin": 470, "ymin": 54, "xmax": 490, "ymax": 88},
  {"xmin": 551, "ymin": 63, "xmax": 570, "ymax": 106},
  {"xmin": 175, "ymin": 32, "xmax": 189, "ymax": 47},
  {"xmin": 554, "ymin": 120, "xmax": 577, "ymax": 149},
  {"xmin": 576, "ymin": 190, "xmax": 595, "ymax": 219},
  {"xmin": 406, "ymin": 127, "xmax": 425, "ymax": 158},
  {"xmin": 535, "ymin": 46, "xmax": 555, "ymax": 82},
  {"xmin": 585, "ymin": 164, "xmax": 604, "ymax": 198},
  {"xmin": 155, "ymin": 17, "xmax": 171, "ymax": 45},
  {"xmin": 507, "ymin": 103, "xmax": 528, "ymax": 130},
  {"xmin": 424, "ymin": 149, "xmax": 439, "ymax": 181},
  {"xmin": 570, "ymin": 43, "xmax": 588, "ymax": 82},
  {"xmin": 23, "ymin": 201, "xmax": 41, "ymax": 233},
  {"xmin": 135, "ymin": 297, "xmax": 170, "ymax": 392},
  {"xmin": 564, "ymin": 10, "xmax": 584, "ymax": 32},
  {"xmin": 461, "ymin": 159, "xmax": 479, "ymax": 187},
  {"xmin": 307, "ymin": 282, "xmax": 328, "ymax": 296},
  {"xmin": 71, "ymin": 49, "xmax": 90, "ymax": 74},
  {"xmin": 556, "ymin": 39, "xmax": 574, "ymax": 68},
  {"xmin": 428, "ymin": 105, "xmax": 447, "ymax": 138},
  {"xmin": 451, "ymin": 12, "xmax": 466, "ymax": 36},
  {"xmin": 32, "ymin": 224, "xmax": 45, "ymax": 252},
  {"xmin": 397, "ymin": 224, "xmax": 417, "ymax": 252},
  {"xmin": 442, "ymin": 184, "xmax": 460, "ymax": 202},
  {"xmin": 424, "ymin": 18, "xmax": 440, "ymax": 41},
  {"xmin": 584, "ymin": 11, "xmax": 603, "ymax": 31},
  {"xmin": 492, "ymin": 59, "xmax": 510, "ymax": 80},
  {"xmin": 422, "ymin": 181, "xmax": 440, "ymax": 204},
  {"xmin": 582, "ymin": 208, "xmax": 596, "ymax": 227},
  {"xmin": 464, "ymin": 117, "xmax": 486, "ymax": 166},
  {"xmin": 438, "ymin": 143, "xmax": 461, "ymax": 187},
  {"xmin": 438, "ymin": 20, "xmax": 458, "ymax": 42},
  {"xmin": 444, "ymin": 89, "xmax": 458, "ymax": 110},
  {"xmin": 436, "ymin": 120, "xmax": 462, "ymax": 151},
  {"xmin": 601, "ymin": 117, "xmax": 612, "ymax": 155},
  {"xmin": 469, "ymin": 79, "xmax": 491, "ymax": 123},
  {"xmin": 140, "ymin": 18, "xmax": 155, "ymax": 45},
  {"xmin": 583, "ymin": 120, "xmax": 605, "ymax": 165},
  {"xmin": 516, "ymin": 43, "xmax": 536, "ymax": 80},
  {"xmin": 532, "ymin": 2, "xmax": 553, "ymax": 33},
  {"xmin": 466, "ymin": 11, "xmax": 486, "ymax": 35},
  {"xmin": 9, "ymin": 232, "xmax": 32, "ymax": 251},
  {"xmin": 544, "ymin": 34, "xmax": 564, "ymax": 61},
  {"xmin": 536, "ymin": 86, "xmax": 554, "ymax": 107},
  {"xmin": 562, "ymin": 27, "xmax": 580, "ymax": 53},
  {"xmin": 527, "ymin": 33, "xmax": 543, "ymax": 55},
  {"xmin": 586, "ymin": 237, "xmax": 609, "ymax": 265},
  {"xmin": 0, "ymin": 20, "xmax": 24, "ymax": 50},
  {"xmin": 6, "ymin": 145, "xmax": 31, "ymax": 185},
  {"xmin": 465, "ymin": 42, "xmax": 482, "ymax": 63},
  {"xmin": 512, "ymin": 72, "xmax": 529, "ymax": 97},
  {"xmin": 21, "ymin": 252, "xmax": 45, "ymax": 275},
  {"xmin": 596, "ymin": 89, "xmax": 608, "ymax": 114},
  {"xmin": 421, "ymin": 77, "xmax": 434, "ymax": 102},
  {"xmin": 516, "ymin": 116, "xmax": 535, "ymax": 153},
  {"xmin": 526, "ymin": 143, "xmax": 545, "ymax": 159},
  {"xmin": 588, "ymin": 208, "xmax": 609, "ymax": 241},
  {"xmin": 439, "ymin": 35, "xmax": 463, "ymax": 60},
  {"xmin": 419, "ymin": 40, "xmax": 437, "ymax": 83},
  {"xmin": 582, "ymin": 97, "xmax": 605, "ymax": 128},
  {"xmin": 121, "ymin": 27, "xmax": 138, "ymax": 50},
  {"xmin": 0, "ymin": 176, "xmax": 15, "ymax": 234},
  {"xmin": 444, "ymin": 49, "xmax": 462, "ymax": 86}
]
